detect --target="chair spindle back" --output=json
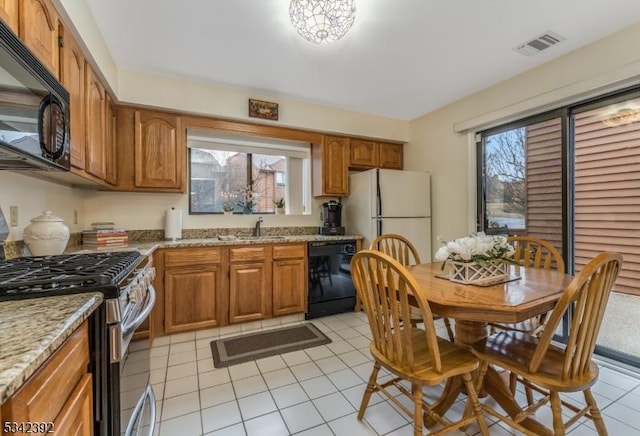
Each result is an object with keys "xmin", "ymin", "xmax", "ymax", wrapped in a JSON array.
[
  {"xmin": 508, "ymin": 235, "xmax": 565, "ymax": 272},
  {"xmin": 529, "ymin": 252, "xmax": 622, "ymax": 379},
  {"xmin": 351, "ymin": 250, "xmax": 442, "ymax": 372},
  {"xmin": 370, "ymin": 234, "xmax": 420, "ymax": 266}
]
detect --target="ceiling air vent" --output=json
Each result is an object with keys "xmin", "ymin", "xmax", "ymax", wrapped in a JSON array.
[{"xmin": 514, "ymin": 31, "xmax": 566, "ymax": 56}]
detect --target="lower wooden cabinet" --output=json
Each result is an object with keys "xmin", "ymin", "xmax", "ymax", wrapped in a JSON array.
[
  {"xmin": 154, "ymin": 243, "xmax": 308, "ymax": 335},
  {"xmin": 1, "ymin": 321, "xmax": 92, "ymax": 436},
  {"xmin": 163, "ymin": 247, "xmax": 224, "ymax": 334},
  {"xmin": 272, "ymin": 244, "xmax": 307, "ymax": 316},
  {"xmin": 52, "ymin": 374, "xmax": 93, "ymax": 436},
  {"xmin": 228, "ymin": 246, "xmax": 271, "ymax": 324}
]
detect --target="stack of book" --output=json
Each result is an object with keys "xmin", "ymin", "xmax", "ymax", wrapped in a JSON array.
[{"xmin": 82, "ymin": 229, "xmax": 129, "ymax": 248}]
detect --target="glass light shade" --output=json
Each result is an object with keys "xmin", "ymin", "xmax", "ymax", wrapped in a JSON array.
[{"xmin": 289, "ymin": 0, "xmax": 356, "ymax": 44}]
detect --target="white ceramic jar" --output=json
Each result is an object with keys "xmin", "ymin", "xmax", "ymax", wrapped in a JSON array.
[{"xmin": 23, "ymin": 211, "xmax": 70, "ymax": 256}]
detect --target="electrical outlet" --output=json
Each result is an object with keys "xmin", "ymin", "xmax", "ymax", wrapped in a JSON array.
[
  {"xmin": 9, "ymin": 206, "xmax": 18, "ymax": 227},
  {"xmin": 73, "ymin": 210, "xmax": 78, "ymax": 224}
]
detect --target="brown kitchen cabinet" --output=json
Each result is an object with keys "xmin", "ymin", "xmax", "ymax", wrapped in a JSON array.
[
  {"xmin": 153, "ymin": 242, "xmax": 311, "ymax": 336},
  {"xmin": 0, "ymin": 0, "xmax": 18, "ymax": 35},
  {"xmin": 163, "ymin": 247, "xmax": 225, "ymax": 334},
  {"xmin": 312, "ymin": 135, "xmax": 349, "ymax": 197},
  {"xmin": 349, "ymin": 139, "xmax": 403, "ymax": 170},
  {"xmin": 272, "ymin": 244, "xmax": 307, "ymax": 316},
  {"xmin": 228, "ymin": 246, "xmax": 271, "ymax": 323},
  {"xmin": 84, "ymin": 65, "xmax": 107, "ymax": 180},
  {"xmin": 59, "ymin": 27, "xmax": 86, "ymax": 170},
  {"xmin": 115, "ymin": 107, "xmax": 186, "ymax": 193},
  {"xmin": 19, "ymin": 0, "xmax": 59, "ymax": 78},
  {"xmin": 378, "ymin": 142, "xmax": 403, "ymax": 169},
  {"xmin": 105, "ymin": 94, "xmax": 117, "ymax": 185},
  {"xmin": 349, "ymin": 139, "xmax": 378, "ymax": 169},
  {"xmin": 134, "ymin": 110, "xmax": 185, "ymax": 190},
  {"xmin": 1, "ymin": 321, "xmax": 92, "ymax": 436}
]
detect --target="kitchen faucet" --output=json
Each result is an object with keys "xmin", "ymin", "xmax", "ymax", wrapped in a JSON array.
[{"xmin": 254, "ymin": 216, "xmax": 263, "ymax": 237}]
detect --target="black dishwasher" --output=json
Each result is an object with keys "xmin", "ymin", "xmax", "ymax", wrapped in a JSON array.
[{"xmin": 306, "ymin": 240, "xmax": 357, "ymax": 319}]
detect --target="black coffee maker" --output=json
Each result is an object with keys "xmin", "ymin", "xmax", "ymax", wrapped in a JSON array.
[{"xmin": 320, "ymin": 200, "xmax": 345, "ymax": 235}]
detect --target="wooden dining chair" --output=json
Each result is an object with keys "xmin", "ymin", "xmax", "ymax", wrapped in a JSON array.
[
  {"xmin": 488, "ymin": 235, "xmax": 567, "ymax": 404},
  {"xmin": 370, "ymin": 233, "xmax": 455, "ymax": 342},
  {"xmin": 471, "ymin": 251, "xmax": 622, "ymax": 436},
  {"xmin": 351, "ymin": 250, "xmax": 490, "ymax": 436},
  {"xmin": 489, "ymin": 235, "xmax": 565, "ymax": 336}
]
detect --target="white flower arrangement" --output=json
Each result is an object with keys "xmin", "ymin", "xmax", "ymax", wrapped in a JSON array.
[{"xmin": 435, "ymin": 233, "xmax": 515, "ymax": 265}]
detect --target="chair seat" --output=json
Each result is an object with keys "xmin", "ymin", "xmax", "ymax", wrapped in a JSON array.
[
  {"xmin": 370, "ymin": 328, "xmax": 478, "ymax": 385},
  {"xmin": 471, "ymin": 331, "xmax": 599, "ymax": 393}
]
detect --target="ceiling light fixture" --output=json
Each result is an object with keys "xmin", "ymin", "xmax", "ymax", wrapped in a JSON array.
[{"xmin": 289, "ymin": 0, "xmax": 356, "ymax": 44}]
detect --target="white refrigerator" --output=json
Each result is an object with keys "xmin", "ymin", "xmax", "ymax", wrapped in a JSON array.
[{"xmin": 342, "ymin": 169, "xmax": 432, "ymax": 262}]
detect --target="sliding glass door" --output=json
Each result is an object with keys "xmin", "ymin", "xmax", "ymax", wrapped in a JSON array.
[
  {"xmin": 477, "ymin": 114, "xmax": 565, "ymax": 256},
  {"xmin": 572, "ymin": 93, "xmax": 640, "ymax": 365},
  {"xmin": 477, "ymin": 87, "xmax": 640, "ymax": 366}
]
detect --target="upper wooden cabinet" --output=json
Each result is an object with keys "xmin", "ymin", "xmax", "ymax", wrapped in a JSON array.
[
  {"xmin": 349, "ymin": 139, "xmax": 378, "ymax": 169},
  {"xmin": 0, "ymin": 0, "xmax": 18, "ymax": 34},
  {"xmin": 312, "ymin": 135, "xmax": 349, "ymax": 197},
  {"xmin": 378, "ymin": 142, "xmax": 403, "ymax": 169},
  {"xmin": 349, "ymin": 139, "xmax": 403, "ymax": 170},
  {"xmin": 135, "ymin": 110, "xmax": 184, "ymax": 190},
  {"xmin": 116, "ymin": 108, "xmax": 186, "ymax": 193},
  {"xmin": 105, "ymin": 94, "xmax": 117, "ymax": 185},
  {"xmin": 59, "ymin": 28, "xmax": 85, "ymax": 170},
  {"xmin": 19, "ymin": 0, "xmax": 59, "ymax": 78},
  {"xmin": 84, "ymin": 65, "xmax": 107, "ymax": 181}
]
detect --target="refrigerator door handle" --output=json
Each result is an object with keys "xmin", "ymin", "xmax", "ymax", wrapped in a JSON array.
[
  {"xmin": 377, "ymin": 217, "xmax": 382, "ymax": 237},
  {"xmin": 376, "ymin": 168, "xmax": 382, "ymax": 218}
]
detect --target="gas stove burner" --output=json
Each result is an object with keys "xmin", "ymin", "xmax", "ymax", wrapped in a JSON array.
[{"xmin": 0, "ymin": 250, "xmax": 143, "ymax": 300}]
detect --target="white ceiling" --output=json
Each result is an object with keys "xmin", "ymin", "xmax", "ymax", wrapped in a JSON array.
[{"xmin": 84, "ymin": 0, "xmax": 640, "ymax": 121}]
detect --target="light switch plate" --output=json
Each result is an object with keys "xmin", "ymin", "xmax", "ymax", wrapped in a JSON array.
[{"xmin": 9, "ymin": 206, "xmax": 18, "ymax": 227}]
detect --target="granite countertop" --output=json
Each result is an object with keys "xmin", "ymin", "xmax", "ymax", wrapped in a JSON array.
[
  {"xmin": 0, "ymin": 293, "xmax": 103, "ymax": 404},
  {"xmin": 67, "ymin": 234, "xmax": 363, "ymax": 257}
]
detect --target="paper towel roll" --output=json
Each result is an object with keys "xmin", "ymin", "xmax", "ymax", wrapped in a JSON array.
[{"xmin": 164, "ymin": 208, "xmax": 182, "ymax": 240}]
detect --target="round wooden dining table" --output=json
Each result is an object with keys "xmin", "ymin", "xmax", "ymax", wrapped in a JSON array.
[{"xmin": 406, "ymin": 262, "xmax": 573, "ymax": 435}]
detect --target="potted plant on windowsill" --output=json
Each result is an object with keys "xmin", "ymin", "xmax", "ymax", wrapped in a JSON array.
[
  {"xmin": 273, "ymin": 198, "xmax": 285, "ymax": 215},
  {"xmin": 220, "ymin": 192, "xmax": 237, "ymax": 216},
  {"xmin": 236, "ymin": 178, "xmax": 260, "ymax": 214}
]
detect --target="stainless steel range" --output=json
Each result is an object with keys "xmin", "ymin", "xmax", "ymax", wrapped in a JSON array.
[{"xmin": 0, "ymin": 251, "xmax": 157, "ymax": 436}]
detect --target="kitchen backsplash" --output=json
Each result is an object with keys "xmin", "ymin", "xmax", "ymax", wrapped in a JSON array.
[{"xmin": 1, "ymin": 226, "xmax": 322, "ymax": 259}]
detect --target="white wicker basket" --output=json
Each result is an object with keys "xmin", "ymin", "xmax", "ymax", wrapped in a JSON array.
[{"xmin": 448, "ymin": 260, "xmax": 507, "ymax": 285}]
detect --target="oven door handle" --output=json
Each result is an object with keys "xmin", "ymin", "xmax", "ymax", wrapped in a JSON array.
[
  {"xmin": 125, "ymin": 384, "xmax": 156, "ymax": 436},
  {"xmin": 121, "ymin": 285, "xmax": 156, "ymax": 338}
]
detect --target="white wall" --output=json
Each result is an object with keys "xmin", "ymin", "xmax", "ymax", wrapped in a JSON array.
[
  {"xmin": 0, "ymin": 173, "xmax": 87, "ymax": 241},
  {"xmin": 117, "ymin": 69, "xmax": 410, "ymax": 142},
  {"xmin": 407, "ymin": 22, "xmax": 640, "ymax": 254},
  {"xmin": 82, "ymin": 191, "xmax": 329, "ymax": 232}
]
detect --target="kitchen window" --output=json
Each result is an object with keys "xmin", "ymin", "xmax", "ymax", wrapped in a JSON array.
[{"xmin": 187, "ymin": 132, "xmax": 311, "ymax": 214}]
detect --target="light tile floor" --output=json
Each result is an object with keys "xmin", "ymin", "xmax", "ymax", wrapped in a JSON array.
[{"xmin": 144, "ymin": 312, "xmax": 640, "ymax": 435}]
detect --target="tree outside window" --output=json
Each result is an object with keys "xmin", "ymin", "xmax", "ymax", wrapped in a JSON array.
[
  {"xmin": 189, "ymin": 148, "xmax": 287, "ymax": 214},
  {"xmin": 484, "ymin": 128, "xmax": 526, "ymax": 230}
]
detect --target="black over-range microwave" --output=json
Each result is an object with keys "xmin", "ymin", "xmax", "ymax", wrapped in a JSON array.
[{"xmin": 0, "ymin": 20, "xmax": 70, "ymax": 171}]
